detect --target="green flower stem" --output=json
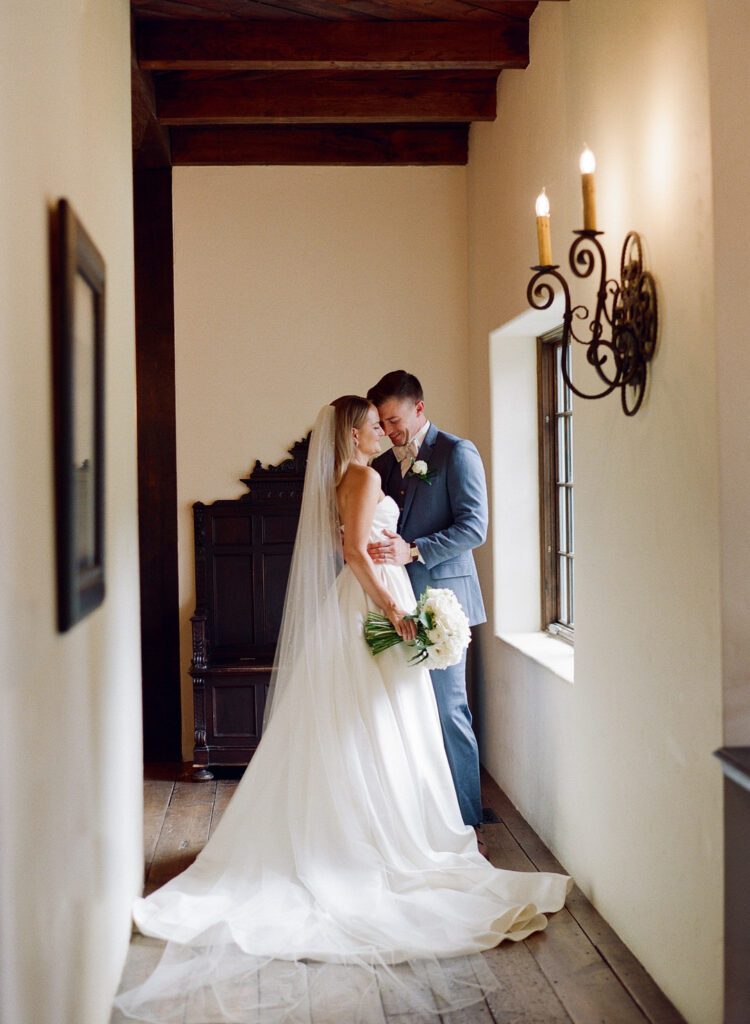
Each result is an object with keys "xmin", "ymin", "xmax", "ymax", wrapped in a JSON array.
[
  {"xmin": 363, "ymin": 613, "xmax": 405, "ymax": 655},
  {"xmin": 365, "ymin": 610, "xmax": 431, "ymax": 659}
]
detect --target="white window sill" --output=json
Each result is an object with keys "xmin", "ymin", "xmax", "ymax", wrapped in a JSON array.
[{"xmin": 497, "ymin": 631, "xmax": 574, "ymax": 684}]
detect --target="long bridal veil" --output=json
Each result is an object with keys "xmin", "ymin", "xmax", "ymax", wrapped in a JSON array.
[
  {"xmin": 262, "ymin": 404, "xmax": 342, "ymax": 730},
  {"xmin": 113, "ymin": 404, "xmax": 565, "ymax": 1024}
]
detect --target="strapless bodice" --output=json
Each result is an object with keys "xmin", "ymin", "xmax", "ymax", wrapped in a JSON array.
[{"xmin": 369, "ymin": 494, "xmax": 400, "ymax": 542}]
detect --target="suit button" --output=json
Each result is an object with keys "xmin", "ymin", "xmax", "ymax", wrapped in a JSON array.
[{"xmin": 400, "ymin": 489, "xmax": 405, "ymax": 495}]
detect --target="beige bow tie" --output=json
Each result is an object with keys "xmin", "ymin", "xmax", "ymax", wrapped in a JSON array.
[{"xmin": 394, "ymin": 439, "xmax": 419, "ymax": 476}]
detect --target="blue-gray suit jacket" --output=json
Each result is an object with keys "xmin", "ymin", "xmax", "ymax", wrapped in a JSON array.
[{"xmin": 371, "ymin": 423, "xmax": 488, "ymax": 627}]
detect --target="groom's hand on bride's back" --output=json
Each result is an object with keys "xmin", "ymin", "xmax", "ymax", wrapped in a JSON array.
[{"xmin": 368, "ymin": 529, "xmax": 411, "ymax": 566}]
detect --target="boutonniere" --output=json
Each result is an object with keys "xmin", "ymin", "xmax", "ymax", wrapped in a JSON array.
[{"xmin": 407, "ymin": 460, "xmax": 436, "ymax": 485}]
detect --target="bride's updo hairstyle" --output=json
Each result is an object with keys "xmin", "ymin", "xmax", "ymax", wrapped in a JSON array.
[{"xmin": 330, "ymin": 395, "xmax": 372, "ymax": 486}]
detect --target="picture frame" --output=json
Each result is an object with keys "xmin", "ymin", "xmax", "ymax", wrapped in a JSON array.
[{"xmin": 51, "ymin": 198, "xmax": 106, "ymax": 632}]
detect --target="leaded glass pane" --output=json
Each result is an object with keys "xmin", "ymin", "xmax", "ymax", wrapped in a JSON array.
[
  {"xmin": 558, "ymin": 486, "xmax": 567, "ymax": 555},
  {"xmin": 562, "ymin": 345, "xmax": 573, "ymax": 412},
  {"xmin": 559, "ymin": 554, "xmax": 568, "ymax": 620},
  {"xmin": 557, "ymin": 415, "xmax": 567, "ymax": 483}
]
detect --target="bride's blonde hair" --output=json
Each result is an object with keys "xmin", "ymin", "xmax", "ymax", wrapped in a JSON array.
[{"xmin": 330, "ymin": 395, "xmax": 373, "ymax": 486}]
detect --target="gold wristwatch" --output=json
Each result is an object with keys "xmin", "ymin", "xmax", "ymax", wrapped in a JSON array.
[{"xmin": 409, "ymin": 543, "xmax": 420, "ymax": 563}]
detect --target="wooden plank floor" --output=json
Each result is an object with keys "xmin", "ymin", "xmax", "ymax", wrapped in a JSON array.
[{"xmin": 112, "ymin": 765, "xmax": 685, "ymax": 1024}]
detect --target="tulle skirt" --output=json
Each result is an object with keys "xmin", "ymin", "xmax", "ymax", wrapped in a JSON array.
[{"xmin": 113, "ymin": 562, "xmax": 572, "ymax": 1022}]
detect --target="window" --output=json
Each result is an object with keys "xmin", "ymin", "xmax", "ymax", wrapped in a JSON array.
[{"xmin": 537, "ymin": 326, "xmax": 574, "ymax": 643}]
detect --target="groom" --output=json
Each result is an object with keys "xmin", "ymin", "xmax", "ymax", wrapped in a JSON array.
[{"xmin": 366, "ymin": 371, "xmax": 488, "ymax": 838}]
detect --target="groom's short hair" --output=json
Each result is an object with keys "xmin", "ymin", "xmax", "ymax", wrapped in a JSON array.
[{"xmin": 367, "ymin": 371, "xmax": 423, "ymax": 407}]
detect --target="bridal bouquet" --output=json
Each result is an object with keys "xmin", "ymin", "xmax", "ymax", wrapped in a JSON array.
[{"xmin": 364, "ymin": 587, "xmax": 471, "ymax": 669}]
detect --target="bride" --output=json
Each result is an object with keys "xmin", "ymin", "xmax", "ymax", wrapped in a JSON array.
[{"xmin": 114, "ymin": 397, "xmax": 572, "ymax": 1024}]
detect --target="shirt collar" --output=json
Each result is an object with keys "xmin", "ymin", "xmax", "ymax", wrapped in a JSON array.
[{"xmin": 411, "ymin": 420, "xmax": 430, "ymax": 450}]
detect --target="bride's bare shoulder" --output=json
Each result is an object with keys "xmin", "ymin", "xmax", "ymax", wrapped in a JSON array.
[{"xmin": 338, "ymin": 464, "xmax": 381, "ymax": 498}]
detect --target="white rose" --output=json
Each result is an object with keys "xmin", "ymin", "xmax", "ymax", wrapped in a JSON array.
[
  {"xmin": 427, "ymin": 624, "xmax": 446, "ymax": 644},
  {"xmin": 412, "ymin": 460, "xmax": 428, "ymax": 476},
  {"xmin": 416, "ymin": 586, "xmax": 471, "ymax": 669}
]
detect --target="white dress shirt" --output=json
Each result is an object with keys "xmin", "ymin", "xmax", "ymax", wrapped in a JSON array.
[{"xmin": 392, "ymin": 420, "xmax": 430, "ymax": 562}]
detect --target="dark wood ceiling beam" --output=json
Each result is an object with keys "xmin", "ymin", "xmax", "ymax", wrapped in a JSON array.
[
  {"xmin": 155, "ymin": 70, "xmax": 497, "ymax": 123},
  {"xmin": 137, "ymin": 19, "xmax": 528, "ymax": 70},
  {"xmin": 132, "ymin": 0, "xmax": 541, "ymax": 19},
  {"xmin": 132, "ymin": 0, "xmax": 328, "ymax": 19},
  {"xmin": 333, "ymin": 0, "xmax": 535, "ymax": 19},
  {"xmin": 170, "ymin": 123, "xmax": 468, "ymax": 164},
  {"xmin": 456, "ymin": 0, "xmax": 537, "ymax": 15}
]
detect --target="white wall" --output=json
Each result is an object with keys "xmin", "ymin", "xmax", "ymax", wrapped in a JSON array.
[
  {"xmin": 173, "ymin": 165, "xmax": 469, "ymax": 755},
  {"xmin": 467, "ymin": 3, "xmax": 723, "ymax": 1022},
  {"xmin": 0, "ymin": 3, "xmax": 143, "ymax": 1023},
  {"xmin": 706, "ymin": 1, "xmax": 750, "ymax": 745}
]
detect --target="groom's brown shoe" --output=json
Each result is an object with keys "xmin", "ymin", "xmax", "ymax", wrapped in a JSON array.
[{"xmin": 474, "ymin": 826, "xmax": 490, "ymax": 860}]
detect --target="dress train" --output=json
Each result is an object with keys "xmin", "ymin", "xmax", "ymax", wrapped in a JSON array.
[{"xmin": 114, "ymin": 497, "xmax": 571, "ymax": 1023}]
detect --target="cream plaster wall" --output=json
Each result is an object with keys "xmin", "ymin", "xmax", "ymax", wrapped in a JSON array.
[
  {"xmin": 467, "ymin": 2, "xmax": 723, "ymax": 1022},
  {"xmin": 173, "ymin": 166, "xmax": 469, "ymax": 755},
  {"xmin": 0, "ymin": 3, "xmax": 142, "ymax": 1023},
  {"xmin": 706, "ymin": 1, "xmax": 750, "ymax": 746}
]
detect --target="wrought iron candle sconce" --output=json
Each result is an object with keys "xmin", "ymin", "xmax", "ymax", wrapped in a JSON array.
[{"xmin": 528, "ymin": 151, "xmax": 659, "ymax": 416}]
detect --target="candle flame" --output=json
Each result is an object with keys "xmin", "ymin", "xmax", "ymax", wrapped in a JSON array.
[
  {"xmin": 535, "ymin": 188, "xmax": 550, "ymax": 217},
  {"xmin": 580, "ymin": 146, "xmax": 596, "ymax": 174}
]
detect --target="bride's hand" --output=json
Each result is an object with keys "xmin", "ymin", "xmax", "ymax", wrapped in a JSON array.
[{"xmin": 386, "ymin": 605, "xmax": 418, "ymax": 642}]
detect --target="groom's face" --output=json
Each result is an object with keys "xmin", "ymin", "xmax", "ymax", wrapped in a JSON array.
[{"xmin": 377, "ymin": 397, "xmax": 425, "ymax": 447}]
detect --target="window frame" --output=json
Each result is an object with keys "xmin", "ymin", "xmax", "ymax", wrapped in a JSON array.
[{"xmin": 537, "ymin": 326, "xmax": 574, "ymax": 645}]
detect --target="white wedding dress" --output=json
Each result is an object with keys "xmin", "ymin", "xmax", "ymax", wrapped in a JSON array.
[{"xmin": 114, "ymin": 411, "xmax": 572, "ymax": 1024}]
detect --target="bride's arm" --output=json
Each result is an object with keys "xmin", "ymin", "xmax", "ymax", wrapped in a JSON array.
[{"xmin": 340, "ymin": 467, "xmax": 417, "ymax": 641}]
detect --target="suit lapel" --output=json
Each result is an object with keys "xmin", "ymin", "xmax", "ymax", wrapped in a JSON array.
[{"xmin": 400, "ymin": 422, "xmax": 439, "ymax": 529}]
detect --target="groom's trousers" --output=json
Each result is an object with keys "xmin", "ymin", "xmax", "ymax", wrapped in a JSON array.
[{"xmin": 429, "ymin": 647, "xmax": 483, "ymax": 827}]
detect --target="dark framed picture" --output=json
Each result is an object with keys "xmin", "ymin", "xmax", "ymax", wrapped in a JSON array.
[{"xmin": 51, "ymin": 199, "xmax": 106, "ymax": 632}]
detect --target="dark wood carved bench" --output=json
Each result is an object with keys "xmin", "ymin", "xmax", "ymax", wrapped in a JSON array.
[{"xmin": 190, "ymin": 436, "xmax": 308, "ymax": 780}]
